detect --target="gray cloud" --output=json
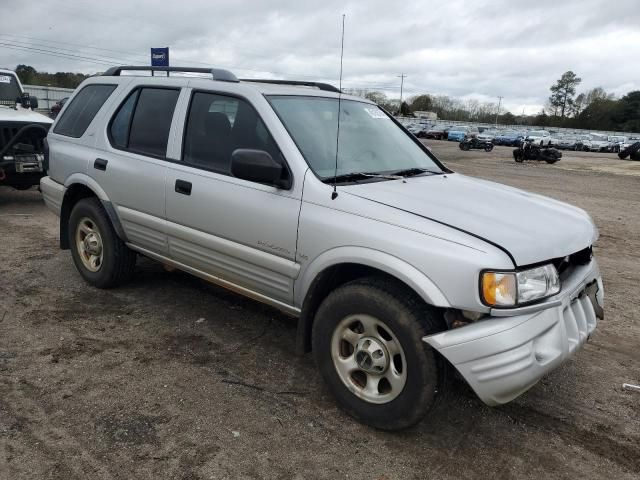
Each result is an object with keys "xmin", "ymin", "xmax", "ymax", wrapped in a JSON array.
[{"xmin": 1, "ymin": 0, "xmax": 638, "ymax": 113}]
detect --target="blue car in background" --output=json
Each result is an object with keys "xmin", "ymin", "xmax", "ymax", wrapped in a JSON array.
[
  {"xmin": 494, "ymin": 130, "xmax": 526, "ymax": 146},
  {"xmin": 447, "ymin": 125, "xmax": 478, "ymax": 141}
]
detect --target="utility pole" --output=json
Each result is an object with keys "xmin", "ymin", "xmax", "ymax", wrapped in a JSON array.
[
  {"xmin": 495, "ymin": 96, "xmax": 503, "ymax": 126},
  {"xmin": 397, "ymin": 73, "xmax": 407, "ymax": 113}
]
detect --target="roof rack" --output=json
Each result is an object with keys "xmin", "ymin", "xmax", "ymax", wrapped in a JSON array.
[
  {"xmin": 240, "ymin": 79, "xmax": 341, "ymax": 93},
  {"xmin": 102, "ymin": 66, "xmax": 239, "ymax": 83}
]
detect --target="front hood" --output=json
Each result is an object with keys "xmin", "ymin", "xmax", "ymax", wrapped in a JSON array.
[
  {"xmin": 0, "ymin": 106, "xmax": 53, "ymax": 124},
  {"xmin": 344, "ymin": 173, "xmax": 596, "ymax": 266}
]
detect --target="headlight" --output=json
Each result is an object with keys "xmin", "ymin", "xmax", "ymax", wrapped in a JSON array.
[{"xmin": 481, "ymin": 264, "xmax": 560, "ymax": 307}]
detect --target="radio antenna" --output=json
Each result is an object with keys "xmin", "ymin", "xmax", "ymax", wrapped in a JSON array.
[{"xmin": 331, "ymin": 14, "xmax": 346, "ymax": 200}]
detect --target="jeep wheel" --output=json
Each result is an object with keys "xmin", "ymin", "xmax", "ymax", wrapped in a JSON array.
[
  {"xmin": 312, "ymin": 278, "xmax": 446, "ymax": 430},
  {"xmin": 69, "ymin": 198, "xmax": 136, "ymax": 288}
]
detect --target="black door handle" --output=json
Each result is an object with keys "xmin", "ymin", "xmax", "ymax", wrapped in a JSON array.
[
  {"xmin": 94, "ymin": 158, "xmax": 108, "ymax": 171},
  {"xmin": 175, "ymin": 179, "xmax": 192, "ymax": 195}
]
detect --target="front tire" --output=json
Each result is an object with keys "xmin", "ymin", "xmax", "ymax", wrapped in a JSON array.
[
  {"xmin": 312, "ymin": 278, "xmax": 446, "ymax": 430},
  {"xmin": 69, "ymin": 198, "xmax": 136, "ymax": 288}
]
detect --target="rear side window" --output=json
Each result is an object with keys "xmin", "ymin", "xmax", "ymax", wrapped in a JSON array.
[
  {"xmin": 54, "ymin": 84, "xmax": 116, "ymax": 138},
  {"xmin": 108, "ymin": 87, "xmax": 179, "ymax": 158}
]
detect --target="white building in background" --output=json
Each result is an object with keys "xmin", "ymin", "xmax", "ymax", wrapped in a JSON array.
[{"xmin": 413, "ymin": 111, "xmax": 437, "ymax": 121}]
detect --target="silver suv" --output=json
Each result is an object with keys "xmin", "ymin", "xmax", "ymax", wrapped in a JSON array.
[{"xmin": 41, "ymin": 66, "xmax": 604, "ymax": 430}]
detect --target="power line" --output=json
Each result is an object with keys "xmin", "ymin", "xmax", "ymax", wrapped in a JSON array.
[
  {"xmin": 0, "ymin": 38, "xmax": 144, "ymax": 65},
  {"xmin": 495, "ymin": 96, "xmax": 503, "ymax": 126},
  {"xmin": 0, "ymin": 43, "xmax": 114, "ymax": 67},
  {"xmin": 397, "ymin": 73, "xmax": 407, "ymax": 105}
]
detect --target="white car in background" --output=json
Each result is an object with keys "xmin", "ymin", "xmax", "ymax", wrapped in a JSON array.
[
  {"xmin": 477, "ymin": 129, "xmax": 498, "ymax": 142},
  {"xmin": 588, "ymin": 134, "xmax": 610, "ymax": 152},
  {"xmin": 608, "ymin": 136, "xmax": 627, "ymax": 153},
  {"xmin": 525, "ymin": 130, "xmax": 553, "ymax": 146}
]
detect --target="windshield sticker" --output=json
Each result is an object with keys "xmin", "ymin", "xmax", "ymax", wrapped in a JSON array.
[
  {"xmin": 364, "ymin": 108, "xmax": 388, "ymax": 119},
  {"xmin": 0, "ymin": 76, "xmax": 12, "ymax": 84}
]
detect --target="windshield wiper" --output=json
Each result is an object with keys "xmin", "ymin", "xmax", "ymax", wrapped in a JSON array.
[
  {"xmin": 389, "ymin": 167, "xmax": 443, "ymax": 177},
  {"xmin": 323, "ymin": 171, "xmax": 403, "ymax": 184}
]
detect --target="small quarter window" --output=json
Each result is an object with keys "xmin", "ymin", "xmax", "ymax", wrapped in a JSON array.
[
  {"xmin": 108, "ymin": 87, "xmax": 179, "ymax": 158},
  {"xmin": 54, "ymin": 84, "xmax": 116, "ymax": 138}
]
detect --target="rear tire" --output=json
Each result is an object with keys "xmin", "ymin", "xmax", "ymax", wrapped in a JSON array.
[
  {"xmin": 69, "ymin": 198, "xmax": 137, "ymax": 288},
  {"xmin": 312, "ymin": 278, "xmax": 446, "ymax": 430},
  {"xmin": 484, "ymin": 144, "xmax": 494, "ymax": 152}
]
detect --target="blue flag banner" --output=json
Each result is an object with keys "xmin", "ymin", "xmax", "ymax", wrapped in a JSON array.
[{"xmin": 151, "ymin": 48, "xmax": 169, "ymax": 67}]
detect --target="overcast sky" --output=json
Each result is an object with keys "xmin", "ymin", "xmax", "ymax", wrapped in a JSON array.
[{"xmin": 1, "ymin": 0, "xmax": 639, "ymax": 114}]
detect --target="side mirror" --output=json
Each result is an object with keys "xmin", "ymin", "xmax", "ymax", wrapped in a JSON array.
[
  {"xmin": 230, "ymin": 149, "xmax": 290, "ymax": 189},
  {"xmin": 19, "ymin": 92, "xmax": 31, "ymax": 109},
  {"xmin": 30, "ymin": 96, "xmax": 39, "ymax": 110}
]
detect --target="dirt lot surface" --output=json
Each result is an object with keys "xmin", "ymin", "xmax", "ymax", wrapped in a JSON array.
[{"xmin": 1, "ymin": 142, "xmax": 639, "ymax": 479}]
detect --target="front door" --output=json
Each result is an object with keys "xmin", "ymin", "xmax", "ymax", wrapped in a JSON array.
[{"xmin": 164, "ymin": 91, "xmax": 301, "ymax": 305}]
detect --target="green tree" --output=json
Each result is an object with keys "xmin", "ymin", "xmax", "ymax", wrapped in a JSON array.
[
  {"xmin": 585, "ymin": 87, "xmax": 612, "ymax": 105},
  {"xmin": 575, "ymin": 99, "xmax": 616, "ymax": 130},
  {"xmin": 613, "ymin": 91, "xmax": 640, "ymax": 132},
  {"xmin": 15, "ymin": 64, "xmax": 37, "ymax": 84},
  {"xmin": 364, "ymin": 91, "xmax": 388, "ymax": 105},
  {"xmin": 409, "ymin": 94, "xmax": 432, "ymax": 112},
  {"xmin": 549, "ymin": 71, "xmax": 582, "ymax": 119},
  {"xmin": 399, "ymin": 101, "xmax": 412, "ymax": 116}
]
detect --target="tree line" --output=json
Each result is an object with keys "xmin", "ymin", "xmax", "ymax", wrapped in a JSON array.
[
  {"xmin": 348, "ymin": 71, "xmax": 640, "ymax": 133},
  {"xmin": 14, "ymin": 64, "xmax": 89, "ymax": 89}
]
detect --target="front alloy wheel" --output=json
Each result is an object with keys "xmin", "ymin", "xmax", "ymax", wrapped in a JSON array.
[
  {"xmin": 331, "ymin": 314, "xmax": 407, "ymax": 404},
  {"xmin": 313, "ymin": 277, "xmax": 446, "ymax": 430}
]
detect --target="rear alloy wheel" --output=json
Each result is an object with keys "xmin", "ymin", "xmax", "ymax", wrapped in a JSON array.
[
  {"xmin": 69, "ymin": 198, "xmax": 137, "ymax": 288},
  {"xmin": 75, "ymin": 217, "xmax": 104, "ymax": 272},
  {"xmin": 312, "ymin": 278, "xmax": 446, "ymax": 430}
]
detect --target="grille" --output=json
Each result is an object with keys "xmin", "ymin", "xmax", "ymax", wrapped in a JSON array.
[{"xmin": 562, "ymin": 292, "xmax": 598, "ymax": 353}]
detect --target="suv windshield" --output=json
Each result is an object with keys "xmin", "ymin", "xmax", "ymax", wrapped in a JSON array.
[
  {"xmin": 268, "ymin": 96, "xmax": 443, "ymax": 180},
  {"xmin": 0, "ymin": 73, "xmax": 21, "ymax": 103}
]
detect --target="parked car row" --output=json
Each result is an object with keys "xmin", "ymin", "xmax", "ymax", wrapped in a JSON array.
[
  {"xmin": 553, "ymin": 133, "xmax": 640, "ymax": 152},
  {"xmin": 404, "ymin": 121, "xmax": 639, "ymax": 153}
]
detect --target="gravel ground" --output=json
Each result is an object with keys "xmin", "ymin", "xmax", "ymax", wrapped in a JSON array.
[{"xmin": 0, "ymin": 141, "xmax": 639, "ymax": 479}]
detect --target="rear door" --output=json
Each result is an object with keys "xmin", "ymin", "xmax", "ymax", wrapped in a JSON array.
[
  {"xmin": 93, "ymin": 84, "xmax": 182, "ymax": 255},
  {"xmin": 164, "ymin": 90, "xmax": 301, "ymax": 305}
]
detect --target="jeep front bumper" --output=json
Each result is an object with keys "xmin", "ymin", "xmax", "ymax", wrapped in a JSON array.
[{"xmin": 424, "ymin": 260, "xmax": 603, "ymax": 406}]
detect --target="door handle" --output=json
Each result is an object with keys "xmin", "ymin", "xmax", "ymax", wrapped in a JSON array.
[
  {"xmin": 94, "ymin": 158, "xmax": 108, "ymax": 171},
  {"xmin": 175, "ymin": 179, "xmax": 192, "ymax": 195}
]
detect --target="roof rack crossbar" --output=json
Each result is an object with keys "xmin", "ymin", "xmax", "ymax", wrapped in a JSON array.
[
  {"xmin": 240, "ymin": 79, "xmax": 341, "ymax": 93},
  {"xmin": 103, "ymin": 66, "xmax": 239, "ymax": 83}
]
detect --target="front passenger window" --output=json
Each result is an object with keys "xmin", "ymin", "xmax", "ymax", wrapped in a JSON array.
[{"xmin": 182, "ymin": 92, "xmax": 283, "ymax": 176}]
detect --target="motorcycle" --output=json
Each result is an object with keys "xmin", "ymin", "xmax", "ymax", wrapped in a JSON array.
[
  {"xmin": 459, "ymin": 136, "xmax": 493, "ymax": 152},
  {"xmin": 513, "ymin": 139, "xmax": 562, "ymax": 164},
  {"xmin": 618, "ymin": 142, "xmax": 640, "ymax": 161}
]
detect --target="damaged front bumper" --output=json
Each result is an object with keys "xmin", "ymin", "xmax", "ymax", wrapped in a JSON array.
[{"xmin": 424, "ymin": 259, "xmax": 603, "ymax": 406}]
